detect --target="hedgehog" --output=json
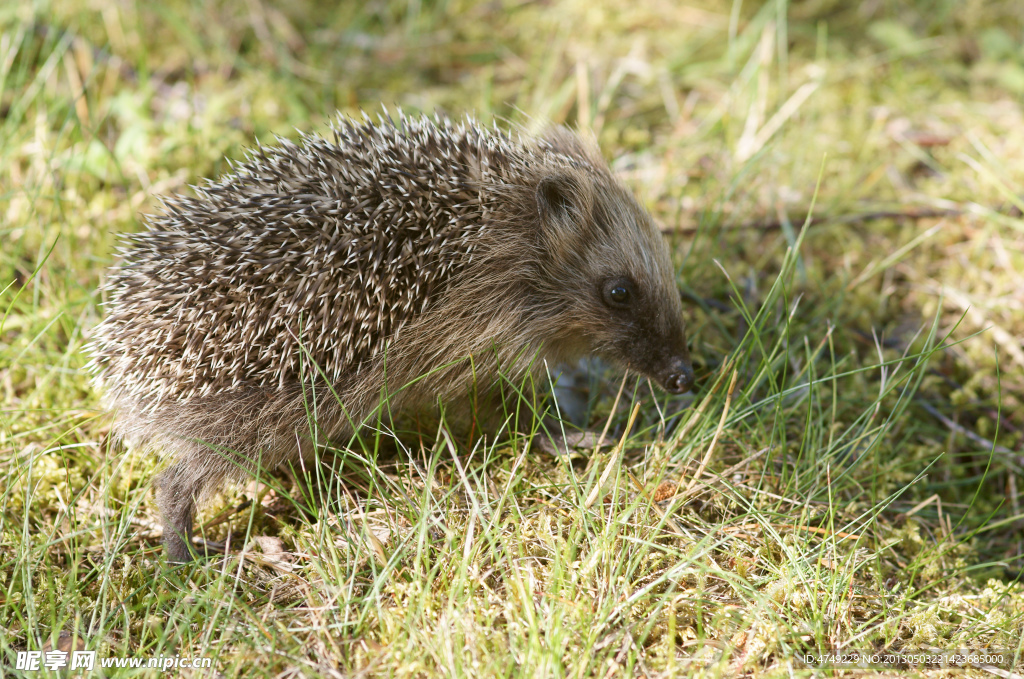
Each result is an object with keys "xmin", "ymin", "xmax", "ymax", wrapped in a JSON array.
[{"xmin": 87, "ymin": 113, "xmax": 695, "ymax": 562}]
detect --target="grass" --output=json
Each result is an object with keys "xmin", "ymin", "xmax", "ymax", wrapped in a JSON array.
[{"xmin": 2, "ymin": 0, "xmax": 1023, "ymax": 676}]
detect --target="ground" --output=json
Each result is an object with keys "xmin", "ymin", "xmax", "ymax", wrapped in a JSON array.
[{"xmin": 1, "ymin": 0, "xmax": 1022, "ymax": 676}]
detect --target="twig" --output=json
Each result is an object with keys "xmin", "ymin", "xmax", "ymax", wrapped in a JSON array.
[
  {"xmin": 717, "ymin": 446, "xmax": 769, "ymax": 481},
  {"xmin": 660, "ymin": 203, "xmax": 1021, "ymax": 236},
  {"xmin": 918, "ymin": 400, "xmax": 1014, "ymax": 455}
]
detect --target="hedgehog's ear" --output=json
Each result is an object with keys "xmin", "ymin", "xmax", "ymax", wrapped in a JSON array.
[{"xmin": 536, "ymin": 174, "xmax": 582, "ymax": 229}]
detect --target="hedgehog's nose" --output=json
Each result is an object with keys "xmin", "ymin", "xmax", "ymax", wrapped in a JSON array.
[{"xmin": 662, "ymin": 361, "xmax": 695, "ymax": 394}]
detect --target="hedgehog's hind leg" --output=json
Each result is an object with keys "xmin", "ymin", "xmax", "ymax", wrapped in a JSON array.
[{"xmin": 155, "ymin": 458, "xmax": 215, "ymax": 563}]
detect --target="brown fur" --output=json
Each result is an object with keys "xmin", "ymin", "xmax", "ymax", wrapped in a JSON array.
[{"xmin": 87, "ymin": 114, "xmax": 693, "ymax": 561}]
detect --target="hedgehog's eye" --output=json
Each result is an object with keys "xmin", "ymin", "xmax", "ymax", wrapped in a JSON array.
[{"xmin": 602, "ymin": 278, "xmax": 634, "ymax": 309}]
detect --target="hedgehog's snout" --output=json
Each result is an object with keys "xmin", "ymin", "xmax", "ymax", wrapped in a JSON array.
[
  {"xmin": 660, "ymin": 358, "xmax": 695, "ymax": 394},
  {"xmin": 647, "ymin": 316, "xmax": 694, "ymax": 394}
]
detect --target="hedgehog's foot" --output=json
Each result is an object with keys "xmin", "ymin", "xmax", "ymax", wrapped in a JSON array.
[
  {"xmin": 533, "ymin": 427, "xmax": 614, "ymax": 456},
  {"xmin": 155, "ymin": 461, "xmax": 202, "ymax": 563}
]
